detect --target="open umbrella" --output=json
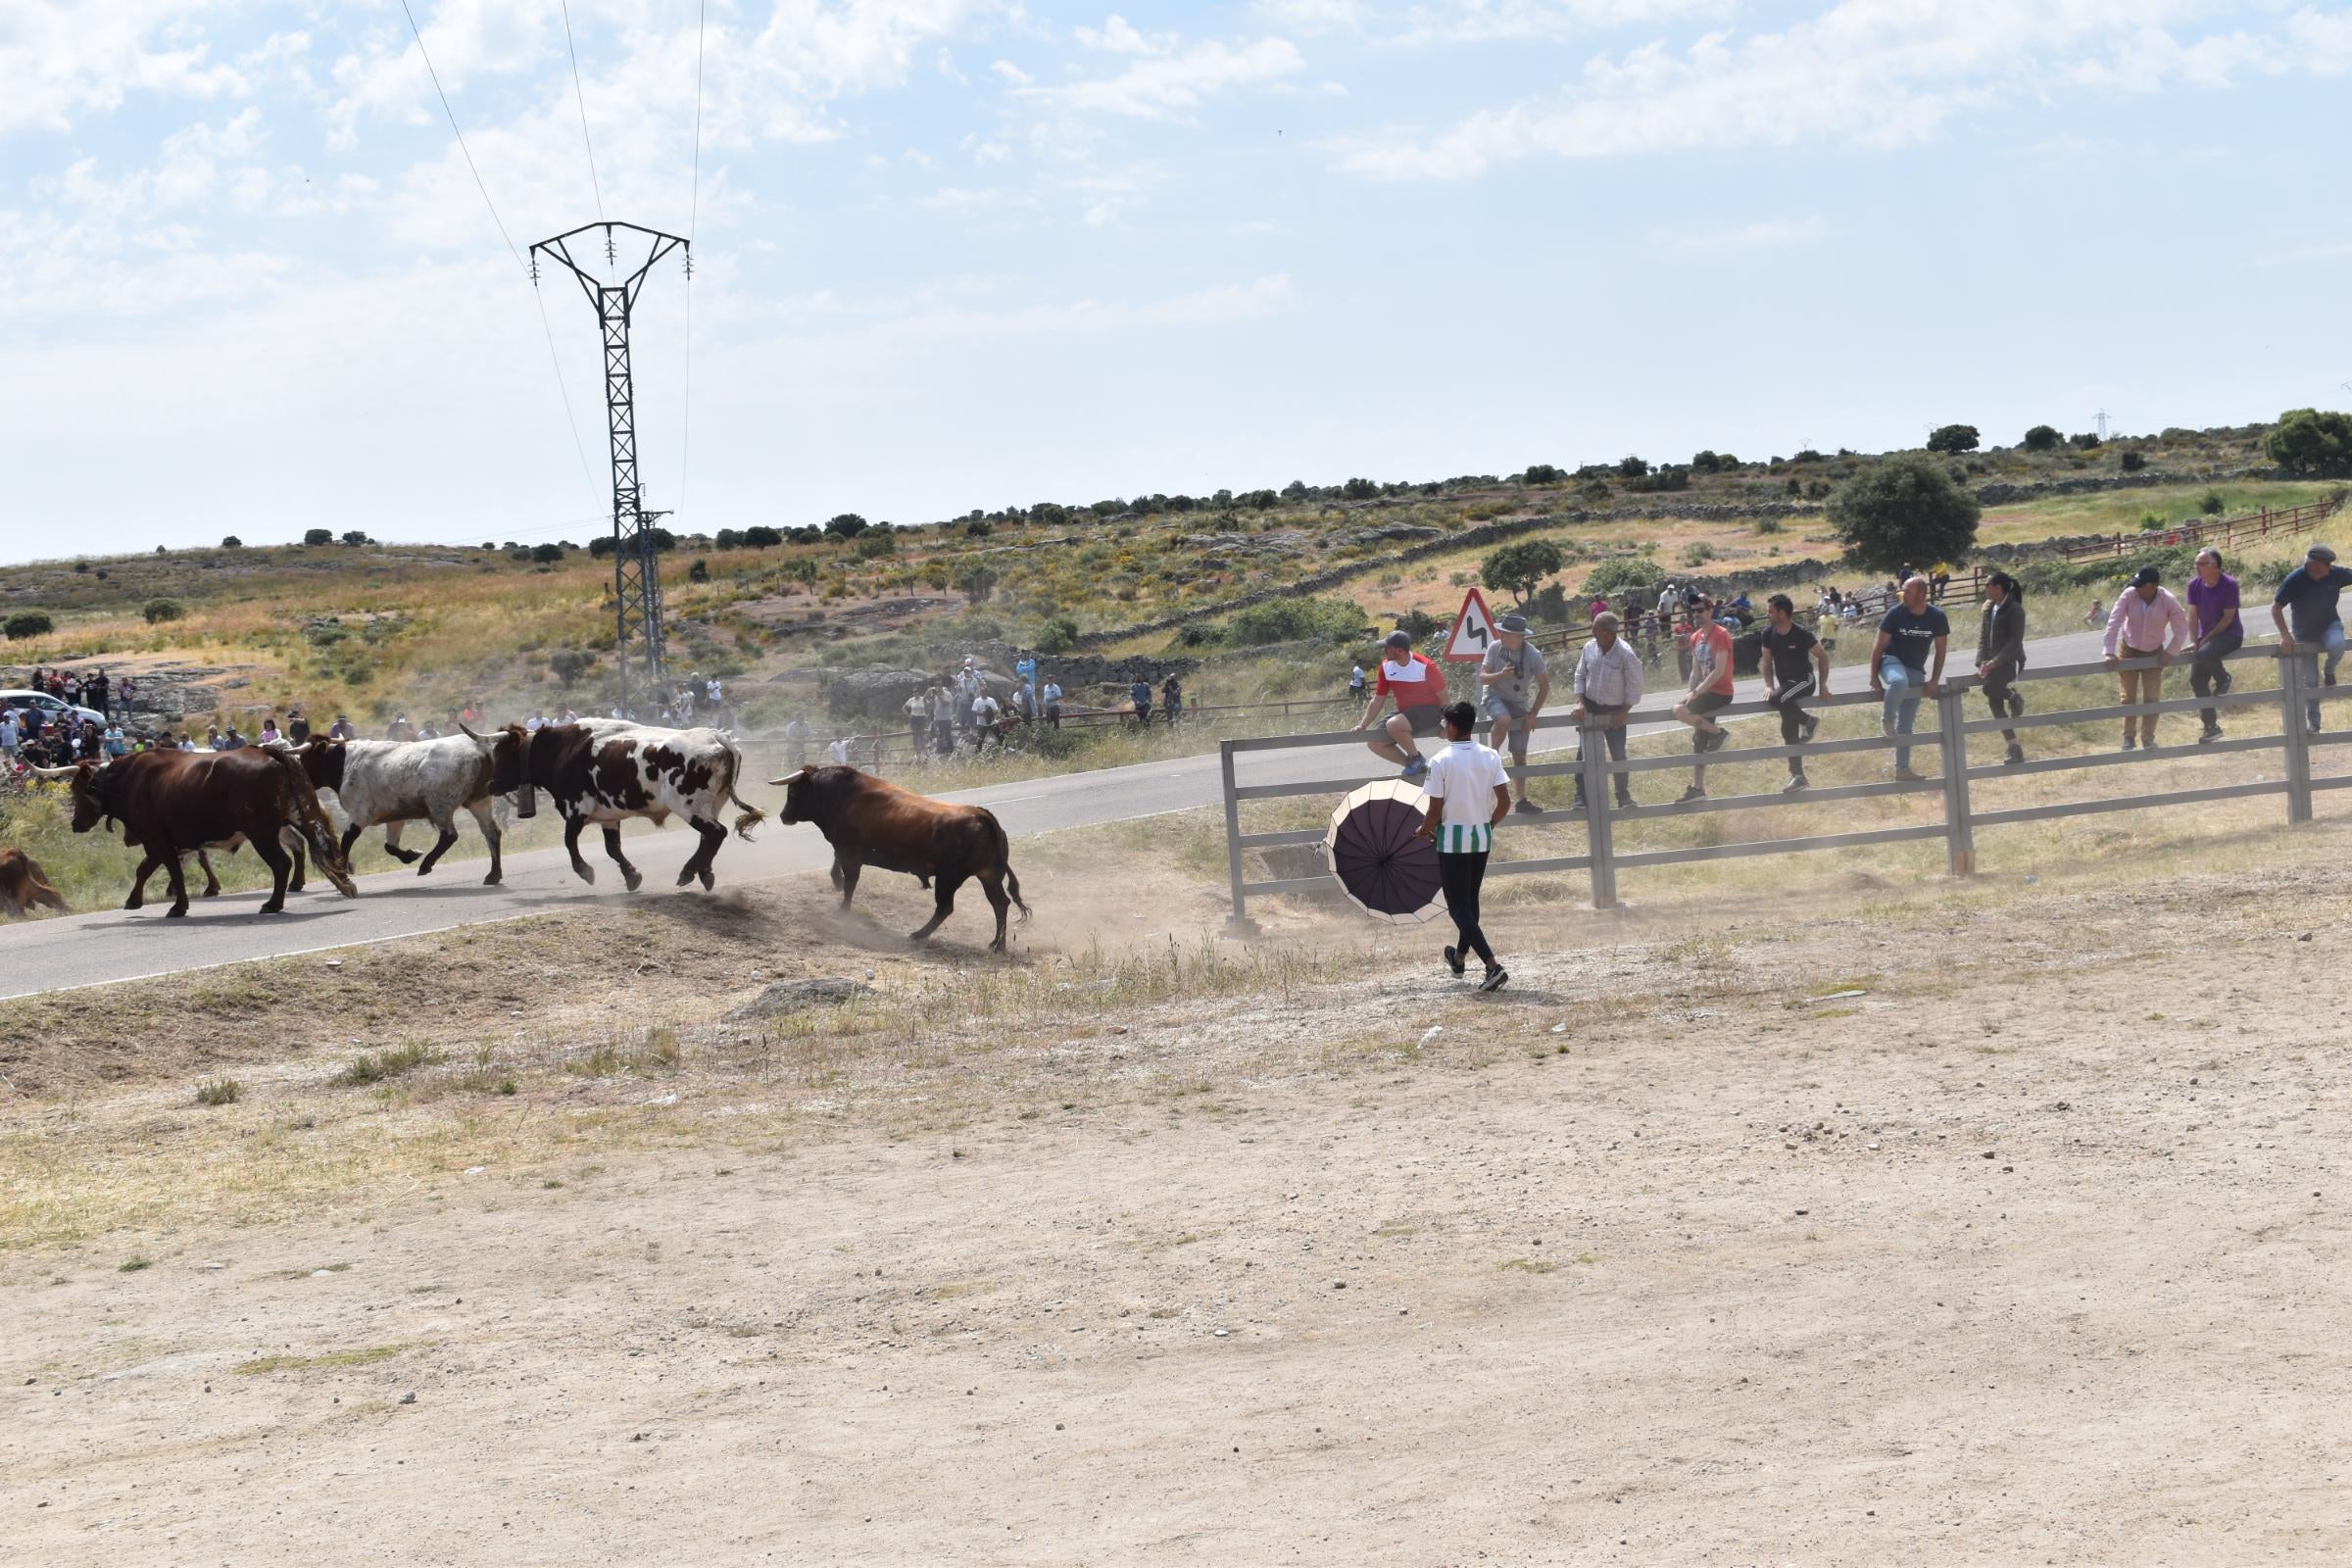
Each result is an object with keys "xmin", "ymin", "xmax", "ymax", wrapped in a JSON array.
[{"xmin": 1325, "ymin": 780, "xmax": 1443, "ymax": 925}]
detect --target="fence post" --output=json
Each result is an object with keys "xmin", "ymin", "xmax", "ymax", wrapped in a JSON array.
[
  {"xmin": 1936, "ymin": 686, "xmax": 1976, "ymax": 876},
  {"xmin": 1219, "ymin": 740, "xmax": 1259, "ymax": 937},
  {"xmin": 2280, "ymin": 652, "xmax": 2314, "ymax": 825},
  {"xmin": 1582, "ymin": 720, "xmax": 1619, "ymax": 910}
]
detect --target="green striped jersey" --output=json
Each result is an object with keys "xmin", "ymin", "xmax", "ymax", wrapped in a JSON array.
[{"xmin": 1436, "ymin": 820, "xmax": 1493, "ymax": 855}]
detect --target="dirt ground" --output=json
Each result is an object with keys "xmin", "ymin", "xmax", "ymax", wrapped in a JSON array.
[{"xmin": 7, "ymin": 849, "xmax": 2352, "ymax": 1564}]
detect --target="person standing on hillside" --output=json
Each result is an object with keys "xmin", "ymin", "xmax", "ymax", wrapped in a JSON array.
[
  {"xmin": 1356, "ymin": 629, "xmax": 1450, "ymax": 782},
  {"xmin": 1760, "ymin": 594, "xmax": 1830, "ymax": 793},
  {"xmin": 1672, "ymin": 596, "xmax": 1736, "ymax": 803},
  {"xmin": 1041, "ymin": 676, "xmax": 1063, "ymax": 729},
  {"xmin": 1477, "ymin": 612, "xmax": 1549, "ymax": 814},
  {"xmin": 1566, "ymin": 612, "xmax": 1642, "ymax": 813},
  {"xmin": 2273, "ymin": 544, "xmax": 2352, "ymax": 733},
  {"xmin": 784, "ymin": 714, "xmax": 813, "ymax": 769},
  {"xmin": 905, "ymin": 688, "xmax": 931, "ymax": 760},
  {"xmin": 2102, "ymin": 566, "xmax": 2188, "ymax": 751},
  {"xmin": 1348, "ymin": 662, "xmax": 1366, "ymax": 701},
  {"xmin": 1129, "ymin": 675, "xmax": 1153, "ymax": 727},
  {"xmin": 1413, "ymin": 701, "xmax": 1511, "ymax": 993},
  {"xmin": 1976, "ymin": 570, "xmax": 2029, "ymax": 765},
  {"xmin": 1869, "ymin": 576, "xmax": 1948, "ymax": 782},
  {"xmin": 2185, "ymin": 548, "xmax": 2241, "ymax": 743}
]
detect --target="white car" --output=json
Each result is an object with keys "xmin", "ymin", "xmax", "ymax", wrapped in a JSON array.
[{"xmin": 0, "ymin": 689, "xmax": 108, "ymax": 730}]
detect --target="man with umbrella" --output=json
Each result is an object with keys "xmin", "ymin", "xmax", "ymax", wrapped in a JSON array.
[{"xmin": 1412, "ymin": 701, "xmax": 1511, "ymax": 992}]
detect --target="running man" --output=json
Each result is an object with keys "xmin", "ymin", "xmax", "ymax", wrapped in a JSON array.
[
  {"xmin": 2185, "ymin": 548, "xmax": 2240, "ymax": 743},
  {"xmin": 1413, "ymin": 700, "xmax": 1510, "ymax": 993},
  {"xmin": 1477, "ymin": 612, "xmax": 1549, "ymax": 814},
  {"xmin": 2273, "ymin": 544, "xmax": 2352, "ymax": 733},
  {"xmin": 1672, "ymin": 596, "xmax": 1735, "ymax": 803},
  {"xmin": 1977, "ymin": 570, "xmax": 2028, "ymax": 765},
  {"xmin": 1760, "ymin": 593, "xmax": 1830, "ymax": 793},
  {"xmin": 1869, "ymin": 576, "xmax": 1948, "ymax": 782},
  {"xmin": 1356, "ymin": 629, "xmax": 1450, "ymax": 783}
]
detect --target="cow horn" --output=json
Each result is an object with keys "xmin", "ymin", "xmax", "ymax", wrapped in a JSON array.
[
  {"xmin": 457, "ymin": 721, "xmax": 483, "ymax": 744},
  {"xmin": 768, "ymin": 767, "xmax": 810, "ymax": 787},
  {"xmin": 28, "ymin": 765, "xmax": 78, "ymax": 778}
]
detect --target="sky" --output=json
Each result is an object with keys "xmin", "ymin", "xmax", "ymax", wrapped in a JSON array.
[{"xmin": 3, "ymin": 0, "xmax": 2350, "ymax": 561}]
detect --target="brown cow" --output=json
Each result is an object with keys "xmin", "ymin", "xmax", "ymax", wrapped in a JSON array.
[
  {"xmin": 44, "ymin": 749, "xmax": 357, "ymax": 916},
  {"xmin": 0, "ymin": 848, "xmax": 67, "ymax": 917},
  {"xmin": 768, "ymin": 765, "xmax": 1028, "ymax": 951}
]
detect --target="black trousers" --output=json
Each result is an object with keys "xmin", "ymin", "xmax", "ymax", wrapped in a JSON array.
[
  {"xmin": 1766, "ymin": 676, "xmax": 1816, "ymax": 776},
  {"xmin": 1981, "ymin": 659, "xmax": 2024, "ymax": 746},
  {"xmin": 2189, "ymin": 640, "xmax": 2237, "ymax": 730},
  {"xmin": 1437, "ymin": 849, "xmax": 1495, "ymax": 967}
]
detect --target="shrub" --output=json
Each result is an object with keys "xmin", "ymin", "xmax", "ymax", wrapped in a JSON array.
[
  {"xmin": 2022, "ymin": 424, "xmax": 2061, "ymax": 451},
  {"xmin": 1341, "ymin": 477, "xmax": 1381, "ymax": 500},
  {"xmin": 854, "ymin": 531, "xmax": 895, "ymax": 559},
  {"xmin": 341, "ymin": 530, "xmax": 370, "ymax": 546},
  {"xmin": 550, "ymin": 649, "xmax": 596, "ymax": 685},
  {"xmin": 1690, "ymin": 450, "xmax": 1723, "ymax": 473},
  {"xmin": 686, "ymin": 557, "xmax": 710, "ymax": 583},
  {"xmin": 4, "ymin": 611, "xmax": 54, "ymax": 640},
  {"xmin": 1753, "ymin": 516, "xmax": 1783, "ymax": 535},
  {"xmin": 195, "ymin": 1077, "xmax": 241, "ymax": 1106},
  {"xmin": 1521, "ymin": 463, "xmax": 1564, "ymax": 485},
  {"xmin": 2200, "ymin": 490, "xmax": 2227, "ymax": 515},
  {"xmin": 742, "ymin": 524, "xmax": 784, "ymax": 548},
  {"xmin": 530, "ymin": 542, "xmax": 564, "ymax": 564},
  {"xmin": 220, "ymin": 535, "xmax": 243, "ymax": 549},
  {"xmin": 1226, "ymin": 596, "xmax": 1368, "ymax": 647},
  {"xmin": 1480, "ymin": 539, "xmax": 1566, "ymax": 606},
  {"xmin": 1627, "ymin": 466, "xmax": 1690, "ymax": 493},
  {"xmin": 2119, "ymin": 450, "xmax": 2147, "ymax": 471},
  {"xmin": 334, "ymin": 1040, "xmax": 442, "ymax": 1087},
  {"xmin": 965, "ymin": 517, "xmax": 993, "ymax": 537},
  {"xmin": 2266, "ymin": 408, "xmax": 2352, "ymax": 474},
  {"xmin": 1615, "ymin": 455, "xmax": 1650, "ymax": 478},
  {"xmin": 1526, "ymin": 583, "xmax": 1571, "ymax": 623},
  {"xmin": 1926, "ymin": 423, "xmax": 1980, "ymax": 454},
  {"xmin": 1580, "ymin": 558, "xmax": 1657, "ymax": 599},
  {"xmin": 823, "ymin": 513, "xmax": 869, "ymax": 539},
  {"xmin": 1825, "ymin": 452, "xmax": 1983, "ymax": 572},
  {"xmin": 138, "ymin": 598, "xmax": 185, "ymax": 624},
  {"xmin": 956, "ymin": 564, "xmax": 998, "ymax": 605},
  {"xmin": 1035, "ymin": 614, "xmax": 1080, "ymax": 653},
  {"xmin": 1680, "ymin": 542, "xmax": 1717, "ymax": 567},
  {"xmin": 2069, "ymin": 431, "xmax": 2102, "ymax": 450},
  {"xmin": 303, "ymin": 528, "xmax": 333, "ymax": 546}
]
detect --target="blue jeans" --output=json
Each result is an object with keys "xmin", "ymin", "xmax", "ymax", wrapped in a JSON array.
[
  {"xmin": 1880, "ymin": 655, "xmax": 1929, "ymax": 771},
  {"xmin": 2297, "ymin": 621, "xmax": 2346, "ymax": 729}
]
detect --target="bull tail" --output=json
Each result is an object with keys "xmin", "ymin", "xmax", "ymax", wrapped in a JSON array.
[
  {"xmin": 721, "ymin": 741, "xmax": 766, "ymax": 841},
  {"xmin": 988, "ymin": 810, "xmax": 1031, "ymax": 923},
  {"xmin": 268, "ymin": 748, "xmax": 358, "ymax": 899}
]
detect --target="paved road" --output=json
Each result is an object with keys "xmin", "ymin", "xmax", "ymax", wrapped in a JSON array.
[{"xmin": 0, "ymin": 620, "xmax": 2120, "ymax": 999}]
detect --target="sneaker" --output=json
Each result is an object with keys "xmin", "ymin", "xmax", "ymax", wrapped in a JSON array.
[
  {"xmin": 1513, "ymin": 797, "xmax": 1543, "ymax": 815},
  {"xmin": 1893, "ymin": 767, "xmax": 1928, "ymax": 783},
  {"xmin": 2003, "ymin": 744, "xmax": 2026, "ymax": 766},
  {"xmin": 2119, "ymin": 736, "xmax": 2136, "ymax": 752},
  {"xmin": 1782, "ymin": 774, "xmax": 1809, "ymax": 794},
  {"xmin": 1479, "ymin": 964, "xmax": 1510, "ymax": 994},
  {"xmin": 1614, "ymin": 793, "xmax": 1638, "ymax": 811},
  {"xmin": 1882, "ymin": 715, "xmax": 1897, "ymax": 740},
  {"xmin": 1401, "ymin": 757, "xmax": 1430, "ymax": 781},
  {"xmin": 2214, "ymin": 672, "xmax": 2233, "ymax": 697},
  {"xmin": 2198, "ymin": 723, "xmax": 2223, "ymax": 745},
  {"xmin": 1569, "ymin": 791, "xmax": 1589, "ymax": 814},
  {"xmin": 1443, "ymin": 945, "xmax": 1465, "ymax": 977},
  {"xmin": 1799, "ymin": 713, "xmax": 1820, "ymax": 744},
  {"xmin": 1677, "ymin": 784, "xmax": 1708, "ymax": 804},
  {"xmin": 2010, "ymin": 691, "xmax": 2028, "ymax": 717},
  {"xmin": 1704, "ymin": 727, "xmax": 1730, "ymax": 754}
]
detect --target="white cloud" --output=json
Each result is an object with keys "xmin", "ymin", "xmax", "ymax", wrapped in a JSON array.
[
  {"xmin": 1022, "ymin": 32, "xmax": 1307, "ymax": 118},
  {"xmin": 1073, "ymin": 16, "xmax": 1177, "ymax": 55},
  {"xmin": 1252, "ymin": 0, "xmax": 1369, "ymax": 31},
  {"xmin": 0, "ymin": 0, "xmax": 246, "ymax": 134},
  {"xmin": 1332, "ymin": 0, "xmax": 2342, "ymax": 179},
  {"xmin": 1655, "ymin": 217, "xmax": 1824, "ymax": 251},
  {"xmin": 1397, "ymin": 0, "xmax": 1732, "ymax": 44},
  {"xmin": 990, "ymin": 57, "xmax": 1033, "ymax": 84}
]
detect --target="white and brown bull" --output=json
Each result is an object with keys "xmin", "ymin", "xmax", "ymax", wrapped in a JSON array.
[
  {"xmin": 293, "ymin": 731, "xmax": 509, "ymax": 884},
  {"xmin": 485, "ymin": 719, "xmax": 763, "ymax": 892}
]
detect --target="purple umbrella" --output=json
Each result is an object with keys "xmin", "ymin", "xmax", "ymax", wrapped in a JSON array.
[{"xmin": 1325, "ymin": 781, "xmax": 1443, "ymax": 925}]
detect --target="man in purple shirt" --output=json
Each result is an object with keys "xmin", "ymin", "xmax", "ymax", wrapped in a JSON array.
[
  {"xmin": 2184, "ymin": 547, "xmax": 2242, "ymax": 743},
  {"xmin": 2102, "ymin": 565, "xmax": 2190, "ymax": 751}
]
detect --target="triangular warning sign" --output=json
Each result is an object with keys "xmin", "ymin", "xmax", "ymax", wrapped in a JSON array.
[{"xmin": 1445, "ymin": 587, "xmax": 1497, "ymax": 662}]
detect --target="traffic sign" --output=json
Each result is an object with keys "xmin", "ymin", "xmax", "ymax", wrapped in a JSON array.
[{"xmin": 1444, "ymin": 587, "xmax": 1497, "ymax": 662}]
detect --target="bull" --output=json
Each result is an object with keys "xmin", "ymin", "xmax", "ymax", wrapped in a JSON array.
[
  {"xmin": 294, "ymin": 731, "xmax": 508, "ymax": 884},
  {"xmin": 40, "ymin": 749, "xmax": 358, "ymax": 916},
  {"xmin": 0, "ymin": 848, "xmax": 67, "ymax": 918},
  {"xmin": 768, "ymin": 764, "xmax": 1029, "ymax": 952},
  {"xmin": 486, "ymin": 719, "xmax": 763, "ymax": 893}
]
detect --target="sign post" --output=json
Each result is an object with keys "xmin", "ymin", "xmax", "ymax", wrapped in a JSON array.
[{"xmin": 1444, "ymin": 587, "xmax": 1497, "ymax": 663}]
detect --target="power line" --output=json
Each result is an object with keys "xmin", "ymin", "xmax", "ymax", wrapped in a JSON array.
[
  {"xmin": 678, "ymin": 0, "xmax": 708, "ymax": 518},
  {"xmin": 558, "ymin": 0, "xmax": 606, "ymax": 223}
]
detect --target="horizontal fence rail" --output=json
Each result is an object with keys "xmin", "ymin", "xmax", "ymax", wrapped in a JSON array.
[{"xmin": 1218, "ymin": 639, "xmax": 2337, "ymax": 931}]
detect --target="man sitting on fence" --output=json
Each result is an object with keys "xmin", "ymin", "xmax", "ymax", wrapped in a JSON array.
[
  {"xmin": 1356, "ymin": 629, "xmax": 1449, "ymax": 783},
  {"xmin": 1672, "ymin": 596, "xmax": 1736, "ymax": 804},
  {"xmin": 1869, "ymin": 575, "xmax": 1948, "ymax": 783},
  {"xmin": 1477, "ymin": 612, "xmax": 1549, "ymax": 815},
  {"xmin": 2185, "ymin": 548, "xmax": 2241, "ymax": 744},
  {"xmin": 1760, "ymin": 594, "xmax": 1829, "ymax": 794},
  {"xmin": 2273, "ymin": 544, "xmax": 2352, "ymax": 734},
  {"xmin": 2103, "ymin": 565, "xmax": 2189, "ymax": 751},
  {"xmin": 1567, "ymin": 612, "xmax": 1642, "ymax": 814}
]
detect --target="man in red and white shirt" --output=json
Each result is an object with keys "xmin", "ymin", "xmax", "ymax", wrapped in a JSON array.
[
  {"xmin": 1672, "ymin": 597, "xmax": 1737, "ymax": 803},
  {"xmin": 1356, "ymin": 629, "xmax": 1451, "ymax": 781}
]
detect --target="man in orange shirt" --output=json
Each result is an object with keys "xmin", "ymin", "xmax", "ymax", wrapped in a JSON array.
[
  {"xmin": 1356, "ymin": 629, "xmax": 1451, "ymax": 782},
  {"xmin": 1672, "ymin": 596, "xmax": 1736, "ymax": 803}
]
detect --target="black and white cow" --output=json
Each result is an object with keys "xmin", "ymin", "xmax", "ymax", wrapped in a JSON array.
[{"xmin": 486, "ymin": 719, "xmax": 764, "ymax": 892}]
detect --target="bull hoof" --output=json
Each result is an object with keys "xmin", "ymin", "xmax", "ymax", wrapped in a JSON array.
[
  {"xmin": 259, "ymin": 902, "xmax": 285, "ymax": 915},
  {"xmin": 166, "ymin": 905, "xmax": 189, "ymax": 918},
  {"xmin": 387, "ymin": 847, "xmax": 421, "ymax": 864},
  {"xmin": 573, "ymin": 863, "xmax": 596, "ymax": 886},
  {"xmin": 675, "ymin": 866, "xmax": 697, "ymax": 889},
  {"xmin": 482, "ymin": 872, "xmax": 502, "ymax": 887},
  {"xmin": 622, "ymin": 869, "xmax": 643, "ymax": 894},
  {"xmin": 124, "ymin": 896, "xmax": 142, "ymax": 911},
  {"xmin": 906, "ymin": 928, "xmax": 932, "ymax": 944},
  {"xmin": 699, "ymin": 868, "xmax": 715, "ymax": 892}
]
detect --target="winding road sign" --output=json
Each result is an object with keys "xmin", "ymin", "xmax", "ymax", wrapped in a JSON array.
[{"xmin": 1445, "ymin": 586, "xmax": 1496, "ymax": 662}]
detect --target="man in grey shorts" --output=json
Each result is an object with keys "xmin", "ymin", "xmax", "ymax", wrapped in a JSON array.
[{"xmin": 1478, "ymin": 612, "xmax": 1550, "ymax": 814}]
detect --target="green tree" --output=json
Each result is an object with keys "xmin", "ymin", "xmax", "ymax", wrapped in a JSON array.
[
  {"xmin": 1341, "ymin": 477, "xmax": 1381, "ymax": 500},
  {"xmin": 1521, "ymin": 463, "xmax": 1564, "ymax": 485},
  {"xmin": 303, "ymin": 528, "xmax": 333, "ymax": 546},
  {"xmin": 686, "ymin": 557, "xmax": 710, "ymax": 582},
  {"xmin": 4, "ymin": 611, "xmax": 54, "ymax": 640},
  {"xmin": 142, "ymin": 598, "xmax": 184, "ymax": 623},
  {"xmin": 1825, "ymin": 453, "xmax": 1983, "ymax": 573},
  {"xmin": 219, "ymin": 535, "xmax": 243, "ymax": 549},
  {"xmin": 530, "ymin": 542, "xmax": 564, "ymax": 564},
  {"xmin": 549, "ymin": 649, "xmax": 596, "ymax": 685},
  {"xmin": 1926, "ymin": 423, "xmax": 1980, "ymax": 454},
  {"xmin": 2119, "ymin": 450, "xmax": 2147, "ymax": 471},
  {"xmin": 956, "ymin": 564, "xmax": 998, "ymax": 604},
  {"xmin": 2022, "ymin": 424, "xmax": 2061, "ymax": 452},
  {"xmin": 1479, "ymin": 539, "xmax": 1566, "ymax": 607},
  {"xmin": 2266, "ymin": 409, "xmax": 2352, "ymax": 474},
  {"xmin": 1035, "ymin": 614, "xmax": 1081, "ymax": 653},
  {"xmin": 823, "ymin": 513, "xmax": 869, "ymax": 539},
  {"xmin": 341, "ymin": 529, "xmax": 371, "ymax": 546},
  {"xmin": 742, "ymin": 524, "xmax": 784, "ymax": 548}
]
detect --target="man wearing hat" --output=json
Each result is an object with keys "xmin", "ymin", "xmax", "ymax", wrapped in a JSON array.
[
  {"xmin": 2102, "ymin": 565, "xmax": 2189, "ymax": 751},
  {"xmin": 1477, "ymin": 612, "xmax": 1549, "ymax": 813},
  {"xmin": 2272, "ymin": 544, "xmax": 2352, "ymax": 732},
  {"xmin": 1355, "ymin": 629, "xmax": 1450, "ymax": 781}
]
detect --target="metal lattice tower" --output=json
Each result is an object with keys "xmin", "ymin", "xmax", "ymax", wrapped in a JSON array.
[{"xmin": 530, "ymin": 220, "xmax": 689, "ymax": 713}]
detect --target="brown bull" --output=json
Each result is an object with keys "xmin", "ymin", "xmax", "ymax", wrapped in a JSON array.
[
  {"xmin": 769, "ymin": 764, "xmax": 1028, "ymax": 951},
  {"xmin": 0, "ymin": 848, "xmax": 67, "ymax": 918},
  {"xmin": 46, "ymin": 750, "xmax": 357, "ymax": 917}
]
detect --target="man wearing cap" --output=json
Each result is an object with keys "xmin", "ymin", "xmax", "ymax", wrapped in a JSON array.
[
  {"xmin": 1357, "ymin": 629, "xmax": 1450, "ymax": 782},
  {"xmin": 1478, "ymin": 612, "xmax": 1549, "ymax": 813},
  {"xmin": 1567, "ymin": 611, "xmax": 1642, "ymax": 813},
  {"xmin": 2272, "ymin": 545, "xmax": 2352, "ymax": 732},
  {"xmin": 2103, "ymin": 565, "xmax": 2189, "ymax": 751}
]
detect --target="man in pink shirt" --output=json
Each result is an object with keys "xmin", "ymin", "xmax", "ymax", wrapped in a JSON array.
[
  {"xmin": 2102, "ymin": 565, "xmax": 2190, "ymax": 751},
  {"xmin": 1672, "ymin": 596, "xmax": 1738, "ymax": 803}
]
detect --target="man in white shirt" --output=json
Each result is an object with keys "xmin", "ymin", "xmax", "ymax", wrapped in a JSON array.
[
  {"xmin": 1413, "ymin": 700, "xmax": 1511, "ymax": 992},
  {"xmin": 971, "ymin": 691, "xmax": 1004, "ymax": 750},
  {"xmin": 1040, "ymin": 679, "xmax": 1063, "ymax": 729},
  {"xmin": 1567, "ymin": 612, "xmax": 1643, "ymax": 813},
  {"xmin": 0, "ymin": 709, "xmax": 18, "ymax": 758},
  {"xmin": 905, "ymin": 689, "xmax": 931, "ymax": 760},
  {"xmin": 826, "ymin": 735, "xmax": 854, "ymax": 764}
]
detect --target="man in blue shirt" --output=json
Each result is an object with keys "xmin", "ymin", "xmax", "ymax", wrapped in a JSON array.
[
  {"xmin": 1868, "ymin": 575, "xmax": 1949, "ymax": 781},
  {"xmin": 2271, "ymin": 544, "xmax": 2352, "ymax": 732}
]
